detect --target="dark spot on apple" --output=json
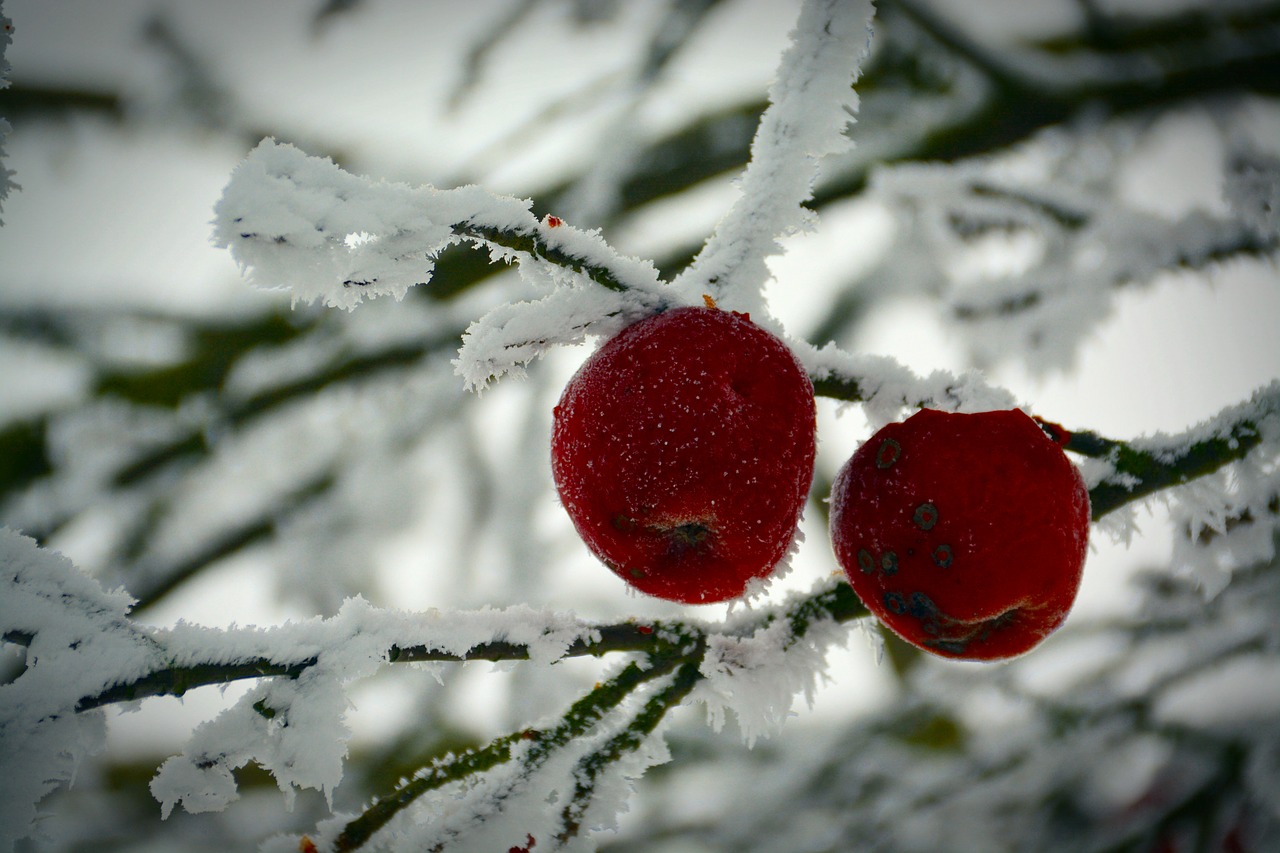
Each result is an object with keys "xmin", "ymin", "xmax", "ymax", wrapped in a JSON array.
[
  {"xmin": 857, "ymin": 548, "xmax": 875, "ymax": 574},
  {"xmin": 979, "ymin": 609, "xmax": 1017, "ymax": 637},
  {"xmin": 884, "ymin": 591, "xmax": 907, "ymax": 614},
  {"xmin": 611, "ymin": 514, "xmax": 638, "ymax": 532},
  {"xmin": 913, "ymin": 502, "xmax": 938, "ymax": 530},
  {"xmin": 881, "ymin": 551, "xmax": 899, "ymax": 575},
  {"xmin": 908, "ymin": 592, "xmax": 937, "ymax": 618},
  {"xmin": 925, "ymin": 638, "xmax": 968, "ymax": 655},
  {"xmin": 932, "ymin": 544, "xmax": 954, "ymax": 568},
  {"xmin": 875, "ymin": 438, "xmax": 901, "ymax": 469}
]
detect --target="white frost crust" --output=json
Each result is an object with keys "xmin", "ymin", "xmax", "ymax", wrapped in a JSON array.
[
  {"xmin": 215, "ymin": 139, "xmax": 468, "ymax": 309},
  {"xmin": 213, "ymin": 139, "xmax": 677, "ymax": 391},
  {"xmin": 1088, "ymin": 381, "xmax": 1280, "ymax": 590},
  {"xmin": 693, "ymin": 577, "xmax": 854, "ymax": 747},
  {"xmin": 673, "ymin": 0, "xmax": 876, "ymax": 322},
  {"xmin": 149, "ymin": 597, "xmax": 592, "ymax": 819},
  {"xmin": 0, "ymin": 529, "xmax": 150, "ymax": 852},
  {"xmin": 798, "ymin": 339, "xmax": 1019, "ymax": 427}
]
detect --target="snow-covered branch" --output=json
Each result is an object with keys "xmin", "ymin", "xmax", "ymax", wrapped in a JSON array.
[
  {"xmin": 865, "ymin": 113, "xmax": 1280, "ymax": 373},
  {"xmin": 327, "ymin": 654, "xmax": 695, "ymax": 853},
  {"xmin": 673, "ymin": 0, "xmax": 875, "ymax": 320},
  {"xmin": 802, "ymin": 343, "xmax": 1018, "ymax": 423},
  {"xmin": 1074, "ymin": 380, "xmax": 1280, "ymax": 520},
  {"xmin": 213, "ymin": 139, "xmax": 679, "ymax": 390},
  {"xmin": 317, "ymin": 579, "xmax": 866, "ymax": 852},
  {"xmin": 1, "ymin": 524, "xmax": 868, "ymax": 851},
  {"xmin": 0, "ymin": 7, "xmax": 13, "ymax": 226}
]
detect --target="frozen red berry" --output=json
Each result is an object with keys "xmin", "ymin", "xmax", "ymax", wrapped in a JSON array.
[
  {"xmin": 551, "ymin": 306, "xmax": 816, "ymax": 603},
  {"xmin": 829, "ymin": 408, "xmax": 1089, "ymax": 660}
]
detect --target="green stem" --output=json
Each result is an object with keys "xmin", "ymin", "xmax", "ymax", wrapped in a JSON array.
[
  {"xmin": 1066, "ymin": 398, "xmax": 1277, "ymax": 520},
  {"xmin": 69, "ymin": 622, "xmax": 675, "ymax": 713},
  {"xmin": 555, "ymin": 661, "xmax": 704, "ymax": 845},
  {"xmin": 334, "ymin": 651, "xmax": 692, "ymax": 852},
  {"xmin": 463, "ymin": 223, "xmax": 641, "ymax": 296}
]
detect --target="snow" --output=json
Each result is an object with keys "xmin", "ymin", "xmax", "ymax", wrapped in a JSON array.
[
  {"xmin": 0, "ymin": 2, "xmax": 13, "ymax": 224},
  {"xmin": 672, "ymin": 0, "xmax": 875, "ymax": 323},
  {"xmin": 1226, "ymin": 147, "xmax": 1280, "ymax": 239},
  {"xmin": 213, "ymin": 138, "xmax": 681, "ymax": 391},
  {"xmin": 695, "ymin": 582, "xmax": 853, "ymax": 747},
  {"xmin": 0, "ymin": 529, "xmax": 146, "ymax": 852},
  {"xmin": 5, "ymin": 0, "xmax": 1280, "ymax": 849}
]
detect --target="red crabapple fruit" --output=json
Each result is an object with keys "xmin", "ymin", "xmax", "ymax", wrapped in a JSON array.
[
  {"xmin": 551, "ymin": 306, "xmax": 816, "ymax": 604},
  {"xmin": 830, "ymin": 408, "xmax": 1090, "ymax": 660}
]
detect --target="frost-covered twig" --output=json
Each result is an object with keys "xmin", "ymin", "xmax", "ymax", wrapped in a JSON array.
[
  {"xmin": 869, "ymin": 144, "xmax": 1280, "ymax": 373},
  {"xmin": 672, "ymin": 0, "xmax": 875, "ymax": 318},
  {"xmin": 0, "ymin": 5, "xmax": 14, "ymax": 224},
  {"xmin": 214, "ymin": 139, "xmax": 664, "ymax": 310},
  {"xmin": 330, "ymin": 653, "xmax": 694, "ymax": 853},
  {"xmin": 70, "ymin": 620, "xmax": 671, "ymax": 719},
  {"xmin": 804, "ymin": 345, "xmax": 1018, "ymax": 419},
  {"xmin": 1071, "ymin": 380, "xmax": 1280, "ymax": 520},
  {"xmin": 214, "ymin": 139, "xmax": 679, "ymax": 389},
  {"xmin": 553, "ymin": 661, "xmax": 703, "ymax": 846},
  {"xmin": 67, "ymin": 585, "xmax": 864, "ymax": 720}
]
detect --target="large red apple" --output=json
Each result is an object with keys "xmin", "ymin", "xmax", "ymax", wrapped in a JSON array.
[
  {"xmin": 830, "ymin": 408, "xmax": 1090, "ymax": 660},
  {"xmin": 551, "ymin": 306, "xmax": 816, "ymax": 603}
]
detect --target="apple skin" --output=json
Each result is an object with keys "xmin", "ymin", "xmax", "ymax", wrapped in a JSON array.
[
  {"xmin": 830, "ymin": 408, "xmax": 1090, "ymax": 660},
  {"xmin": 551, "ymin": 306, "xmax": 817, "ymax": 604}
]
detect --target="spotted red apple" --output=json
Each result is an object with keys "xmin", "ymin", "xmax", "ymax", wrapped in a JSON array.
[
  {"xmin": 551, "ymin": 306, "xmax": 816, "ymax": 603},
  {"xmin": 830, "ymin": 408, "xmax": 1090, "ymax": 660}
]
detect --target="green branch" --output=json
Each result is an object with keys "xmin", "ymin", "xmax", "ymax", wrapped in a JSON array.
[
  {"xmin": 334, "ymin": 650, "xmax": 696, "ymax": 852},
  {"xmin": 555, "ymin": 661, "xmax": 704, "ymax": 846},
  {"xmin": 77, "ymin": 656, "xmax": 316, "ymax": 712},
  {"xmin": 811, "ymin": 377, "xmax": 1279, "ymax": 522},
  {"xmin": 1065, "ymin": 385, "xmax": 1280, "ymax": 519},
  {"xmin": 70, "ymin": 621, "xmax": 672, "ymax": 714},
  {"xmin": 463, "ymin": 222, "xmax": 653, "ymax": 296}
]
